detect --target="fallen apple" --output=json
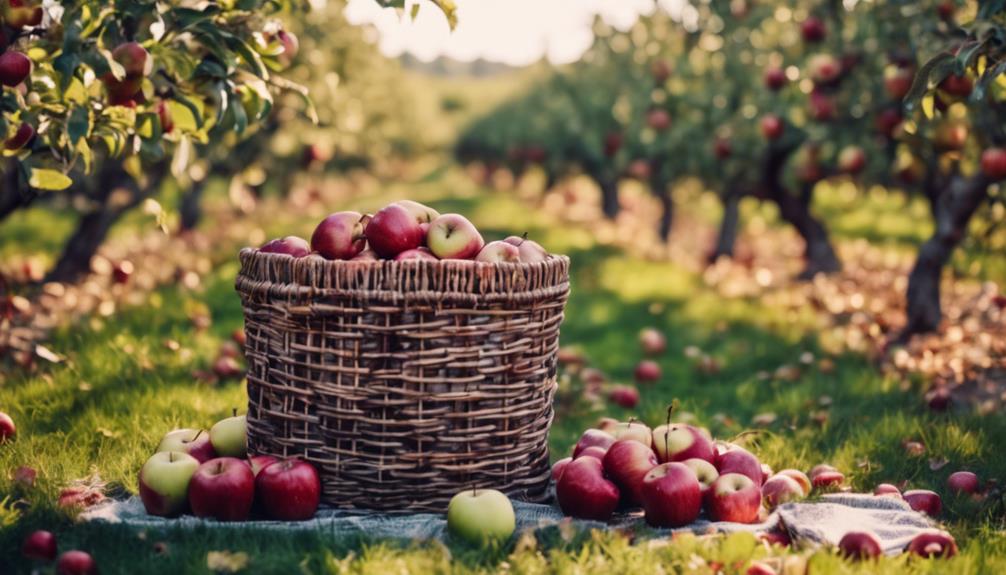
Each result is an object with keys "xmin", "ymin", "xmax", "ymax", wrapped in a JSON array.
[
  {"xmin": 57, "ymin": 550, "xmax": 97, "ymax": 575},
  {"xmin": 155, "ymin": 428, "xmax": 216, "ymax": 463},
  {"xmin": 947, "ymin": 471, "xmax": 979, "ymax": 495},
  {"xmin": 609, "ymin": 385, "xmax": 639, "ymax": 408},
  {"xmin": 255, "ymin": 458, "xmax": 321, "ymax": 521},
  {"xmin": 634, "ymin": 360, "xmax": 661, "ymax": 383},
  {"xmin": 681, "ymin": 458, "xmax": 718, "ymax": 495},
  {"xmin": 653, "ymin": 423, "xmax": 715, "ymax": 464},
  {"xmin": 447, "ymin": 487, "xmax": 516, "ymax": 544},
  {"xmin": 572, "ymin": 429, "xmax": 616, "ymax": 458},
  {"xmin": 638, "ymin": 328, "xmax": 666, "ymax": 355},
  {"xmin": 873, "ymin": 483, "xmax": 901, "ymax": 497},
  {"xmin": 714, "ymin": 444, "xmax": 763, "ymax": 486},
  {"xmin": 776, "ymin": 469, "xmax": 811, "ymax": 496},
  {"xmin": 552, "ymin": 457, "xmax": 572, "ymax": 481},
  {"xmin": 811, "ymin": 470, "xmax": 845, "ymax": 490},
  {"xmin": 188, "ymin": 457, "xmax": 256, "ymax": 521},
  {"xmin": 555, "ymin": 456, "xmax": 620, "ymax": 521},
  {"xmin": 22, "ymin": 530, "xmax": 57, "ymax": 561},
  {"xmin": 903, "ymin": 489, "xmax": 942, "ymax": 516},
  {"xmin": 138, "ymin": 451, "xmax": 200, "ymax": 517},
  {"xmin": 576, "ymin": 445, "xmax": 608, "ymax": 461},
  {"xmin": 838, "ymin": 531, "xmax": 883, "ymax": 560},
  {"xmin": 706, "ymin": 472, "xmax": 762, "ymax": 523},
  {"xmin": 248, "ymin": 454, "xmax": 278, "ymax": 477},
  {"xmin": 209, "ymin": 412, "xmax": 247, "ymax": 458},
  {"xmin": 0, "ymin": 411, "xmax": 15, "ymax": 442},
  {"xmin": 907, "ymin": 531, "xmax": 957, "ymax": 558},
  {"xmin": 609, "ymin": 420, "xmax": 652, "ymax": 446},
  {"xmin": 602, "ymin": 439, "xmax": 658, "ymax": 506},
  {"xmin": 762, "ymin": 474, "xmax": 805, "ymax": 509},
  {"xmin": 641, "ymin": 462, "xmax": 702, "ymax": 527}
]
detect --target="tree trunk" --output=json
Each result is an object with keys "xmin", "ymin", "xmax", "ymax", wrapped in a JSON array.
[
  {"xmin": 178, "ymin": 180, "xmax": 206, "ymax": 232},
  {"xmin": 710, "ymin": 192, "xmax": 741, "ymax": 262},
  {"xmin": 0, "ymin": 158, "xmax": 33, "ymax": 223},
  {"xmin": 900, "ymin": 174, "xmax": 990, "ymax": 340},
  {"xmin": 655, "ymin": 182, "xmax": 673, "ymax": 242},
  {"xmin": 599, "ymin": 176, "xmax": 619, "ymax": 220}
]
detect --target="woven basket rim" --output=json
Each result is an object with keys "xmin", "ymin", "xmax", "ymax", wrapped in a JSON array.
[{"xmin": 239, "ymin": 247, "xmax": 570, "ymax": 269}]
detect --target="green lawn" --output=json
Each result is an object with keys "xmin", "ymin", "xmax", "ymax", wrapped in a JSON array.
[{"xmin": 2, "ymin": 170, "xmax": 1005, "ymax": 574}]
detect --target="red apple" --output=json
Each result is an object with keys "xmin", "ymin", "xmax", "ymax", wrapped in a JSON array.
[
  {"xmin": 907, "ymin": 531, "xmax": 957, "ymax": 558},
  {"xmin": 156, "ymin": 100, "xmax": 174, "ymax": 133},
  {"xmin": 112, "ymin": 41, "xmax": 152, "ymax": 77},
  {"xmin": 713, "ymin": 137, "xmax": 732, "ymax": 158},
  {"xmin": 640, "ymin": 462, "xmax": 702, "ymax": 527},
  {"xmin": 102, "ymin": 73, "xmax": 142, "ymax": 105},
  {"xmin": 875, "ymin": 108, "xmax": 903, "ymax": 137},
  {"xmin": 609, "ymin": 385, "xmax": 639, "ymax": 408},
  {"xmin": 801, "ymin": 16, "xmax": 826, "ymax": 43},
  {"xmin": 714, "ymin": 445, "xmax": 763, "ymax": 486},
  {"xmin": 276, "ymin": 30, "xmax": 299, "ymax": 66},
  {"xmin": 427, "ymin": 213, "xmax": 484, "ymax": 259},
  {"xmin": 651, "ymin": 60, "xmax": 672, "ymax": 82},
  {"xmin": 761, "ymin": 115, "xmax": 784, "ymax": 140},
  {"xmin": 939, "ymin": 73, "xmax": 973, "ymax": 98},
  {"xmin": 596, "ymin": 417, "xmax": 620, "ymax": 433},
  {"xmin": 873, "ymin": 483, "xmax": 901, "ymax": 497},
  {"xmin": 6, "ymin": 0, "xmax": 43, "ymax": 29},
  {"xmin": 577, "ymin": 445, "xmax": 608, "ymax": 461},
  {"xmin": 760, "ymin": 529, "xmax": 792, "ymax": 547},
  {"xmin": 883, "ymin": 65, "xmax": 914, "ymax": 100},
  {"xmin": 57, "ymin": 550, "xmax": 97, "ymax": 575},
  {"xmin": 981, "ymin": 147, "xmax": 1006, "ymax": 179},
  {"xmin": 809, "ymin": 463, "xmax": 836, "ymax": 478},
  {"xmin": 188, "ymin": 457, "xmax": 256, "ymax": 521},
  {"xmin": 838, "ymin": 531, "xmax": 883, "ymax": 560},
  {"xmin": 0, "ymin": 51, "xmax": 31, "ymax": 87},
  {"xmin": 609, "ymin": 420, "xmax": 652, "ymax": 446},
  {"xmin": 351, "ymin": 249, "xmax": 378, "ymax": 261},
  {"xmin": 807, "ymin": 54, "xmax": 841, "ymax": 85},
  {"xmin": 681, "ymin": 458, "xmax": 718, "ymax": 495},
  {"xmin": 760, "ymin": 463, "xmax": 773, "ymax": 484},
  {"xmin": 937, "ymin": 1, "xmax": 955, "ymax": 20},
  {"xmin": 776, "ymin": 469, "xmax": 811, "ymax": 495},
  {"xmin": 259, "ymin": 236, "xmax": 310, "ymax": 257},
  {"xmin": 653, "ymin": 424, "xmax": 715, "ymax": 464},
  {"xmin": 0, "ymin": 411, "xmax": 14, "ymax": 442},
  {"xmin": 947, "ymin": 471, "xmax": 979, "ymax": 495},
  {"xmin": 812, "ymin": 470, "xmax": 844, "ymax": 490},
  {"xmin": 639, "ymin": 328, "xmax": 666, "ymax": 355},
  {"xmin": 365, "ymin": 204, "xmax": 425, "ymax": 258},
  {"xmin": 747, "ymin": 561, "xmax": 777, "ymax": 575},
  {"xmin": 476, "ymin": 240, "xmax": 520, "ymax": 263},
  {"xmin": 808, "ymin": 91, "xmax": 836, "ymax": 122},
  {"xmin": 572, "ymin": 429, "xmax": 616, "ymax": 458},
  {"xmin": 248, "ymin": 454, "xmax": 278, "ymax": 476},
  {"xmin": 706, "ymin": 473, "xmax": 762, "ymax": 523},
  {"xmin": 5, "ymin": 122, "xmax": 34, "ymax": 150},
  {"xmin": 634, "ymin": 360, "xmax": 661, "ymax": 383},
  {"xmin": 312, "ymin": 211, "xmax": 368, "ymax": 260},
  {"xmin": 903, "ymin": 489, "xmax": 942, "ymax": 516},
  {"xmin": 552, "ymin": 457, "xmax": 572, "ymax": 481},
  {"xmin": 156, "ymin": 428, "xmax": 216, "ymax": 463},
  {"xmin": 502, "ymin": 235, "xmax": 549, "ymax": 263},
  {"xmin": 762, "ymin": 474, "xmax": 805, "ymax": 509},
  {"xmin": 647, "ymin": 109, "xmax": 671, "ymax": 131},
  {"xmin": 255, "ymin": 458, "xmax": 321, "ymax": 521},
  {"xmin": 603, "ymin": 132, "xmax": 623, "ymax": 157},
  {"xmin": 13, "ymin": 465, "xmax": 36, "ymax": 487},
  {"xmin": 22, "ymin": 530, "xmax": 57, "ymax": 560},
  {"xmin": 395, "ymin": 247, "xmax": 439, "ymax": 261},
  {"xmin": 838, "ymin": 146, "xmax": 866, "ymax": 174},
  {"xmin": 934, "ymin": 121, "xmax": 969, "ymax": 151},
  {"xmin": 602, "ymin": 439, "xmax": 658, "ymax": 506},
  {"xmin": 764, "ymin": 67, "xmax": 787, "ymax": 91},
  {"xmin": 555, "ymin": 456, "xmax": 620, "ymax": 521}
]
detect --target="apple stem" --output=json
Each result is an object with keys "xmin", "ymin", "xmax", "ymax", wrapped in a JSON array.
[
  {"xmin": 169, "ymin": 452, "xmax": 175, "ymax": 463},
  {"xmin": 472, "ymin": 483, "xmax": 477, "ymax": 497},
  {"xmin": 192, "ymin": 429, "xmax": 204, "ymax": 442},
  {"xmin": 232, "ymin": 408, "xmax": 237, "ymax": 418},
  {"xmin": 665, "ymin": 404, "xmax": 674, "ymax": 458}
]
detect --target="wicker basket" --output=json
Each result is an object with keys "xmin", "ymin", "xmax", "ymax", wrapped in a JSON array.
[{"xmin": 234, "ymin": 248, "xmax": 570, "ymax": 512}]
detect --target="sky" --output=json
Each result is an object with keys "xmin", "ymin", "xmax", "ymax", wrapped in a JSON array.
[{"xmin": 344, "ymin": 0, "xmax": 678, "ymax": 66}]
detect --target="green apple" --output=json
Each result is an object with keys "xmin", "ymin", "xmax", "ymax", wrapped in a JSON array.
[
  {"xmin": 210, "ymin": 413, "xmax": 247, "ymax": 457},
  {"xmin": 446, "ymin": 488, "xmax": 515, "ymax": 544},
  {"xmin": 138, "ymin": 451, "xmax": 200, "ymax": 516}
]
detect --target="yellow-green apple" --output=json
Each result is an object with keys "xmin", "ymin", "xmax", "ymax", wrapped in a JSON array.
[
  {"xmin": 706, "ymin": 473, "xmax": 762, "ymax": 523},
  {"xmin": 260, "ymin": 236, "xmax": 310, "ymax": 257},
  {"xmin": 947, "ymin": 471, "xmax": 979, "ymax": 494},
  {"xmin": 761, "ymin": 474, "xmax": 805, "ymax": 509},
  {"xmin": 903, "ymin": 490, "xmax": 941, "ymax": 516},
  {"xmin": 365, "ymin": 203, "xmax": 425, "ymax": 258},
  {"xmin": 640, "ymin": 462, "xmax": 702, "ymax": 527},
  {"xmin": 811, "ymin": 470, "xmax": 844, "ymax": 490},
  {"xmin": 596, "ymin": 417, "xmax": 619, "ymax": 433},
  {"xmin": 873, "ymin": 483, "xmax": 901, "ymax": 497},
  {"xmin": 572, "ymin": 429, "xmax": 616, "ymax": 458},
  {"xmin": 112, "ymin": 41, "xmax": 152, "ymax": 77},
  {"xmin": 776, "ymin": 469, "xmax": 811, "ymax": 496},
  {"xmin": 838, "ymin": 531, "xmax": 883, "ymax": 560},
  {"xmin": 447, "ymin": 488, "xmax": 515, "ymax": 544},
  {"xmin": 577, "ymin": 445, "xmax": 608, "ymax": 461},
  {"xmin": 188, "ymin": 457, "xmax": 255, "ymax": 521},
  {"xmin": 255, "ymin": 458, "xmax": 321, "ymax": 520},
  {"xmin": 210, "ymin": 413, "xmax": 247, "ymax": 458},
  {"xmin": 475, "ymin": 241, "xmax": 520, "ymax": 263},
  {"xmin": 634, "ymin": 360, "xmax": 661, "ymax": 383},
  {"xmin": 394, "ymin": 200, "xmax": 440, "ymax": 227},
  {"xmin": 609, "ymin": 420, "xmax": 651, "ymax": 446},
  {"xmin": 0, "ymin": 411, "xmax": 14, "ymax": 442},
  {"xmin": 138, "ymin": 451, "xmax": 200, "ymax": 516},
  {"xmin": 552, "ymin": 457, "xmax": 572, "ymax": 481},
  {"xmin": 311, "ymin": 211, "xmax": 368, "ymax": 260},
  {"xmin": 556, "ymin": 456, "xmax": 620, "ymax": 520},
  {"xmin": 503, "ymin": 235, "xmax": 549, "ymax": 263},
  {"xmin": 156, "ymin": 429, "xmax": 216, "ymax": 463},
  {"xmin": 248, "ymin": 454, "xmax": 278, "ymax": 476},
  {"xmin": 0, "ymin": 51, "xmax": 31, "ymax": 87},
  {"xmin": 681, "ymin": 458, "xmax": 718, "ymax": 495},
  {"xmin": 427, "ymin": 214, "xmax": 484, "ymax": 259},
  {"xmin": 21, "ymin": 530, "xmax": 57, "ymax": 560},
  {"xmin": 608, "ymin": 385, "xmax": 639, "ymax": 408},
  {"xmin": 908, "ymin": 531, "xmax": 957, "ymax": 558},
  {"xmin": 395, "ymin": 247, "xmax": 438, "ymax": 261},
  {"xmin": 638, "ymin": 328, "xmax": 666, "ymax": 355},
  {"xmin": 602, "ymin": 439, "xmax": 658, "ymax": 506},
  {"xmin": 57, "ymin": 550, "xmax": 96, "ymax": 575},
  {"xmin": 653, "ymin": 424, "xmax": 715, "ymax": 464}
]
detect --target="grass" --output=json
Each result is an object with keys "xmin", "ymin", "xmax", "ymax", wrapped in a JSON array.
[{"xmin": 2, "ymin": 169, "xmax": 1005, "ymax": 574}]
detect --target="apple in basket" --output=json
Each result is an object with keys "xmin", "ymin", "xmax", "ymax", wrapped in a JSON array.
[
  {"xmin": 427, "ymin": 214, "xmax": 485, "ymax": 259},
  {"xmin": 502, "ymin": 235, "xmax": 549, "ymax": 263},
  {"xmin": 210, "ymin": 412, "xmax": 247, "ymax": 458},
  {"xmin": 139, "ymin": 451, "xmax": 200, "ymax": 516},
  {"xmin": 556, "ymin": 456, "xmax": 620, "ymax": 521},
  {"xmin": 365, "ymin": 203, "xmax": 426, "ymax": 258},
  {"xmin": 156, "ymin": 428, "xmax": 216, "ymax": 463},
  {"xmin": 447, "ymin": 487, "xmax": 516, "ymax": 544},
  {"xmin": 255, "ymin": 458, "xmax": 321, "ymax": 521},
  {"xmin": 641, "ymin": 462, "xmax": 703, "ymax": 527},
  {"xmin": 311, "ymin": 211, "xmax": 369, "ymax": 260},
  {"xmin": 189, "ymin": 457, "xmax": 256, "ymax": 521},
  {"xmin": 475, "ymin": 240, "xmax": 520, "ymax": 263},
  {"xmin": 394, "ymin": 200, "xmax": 440, "ymax": 233},
  {"xmin": 706, "ymin": 473, "xmax": 762, "ymax": 523},
  {"xmin": 259, "ymin": 236, "xmax": 310, "ymax": 257}
]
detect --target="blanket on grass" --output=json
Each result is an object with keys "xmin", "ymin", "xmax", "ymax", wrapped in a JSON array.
[{"xmin": 81, "ymin": 493, "xmax": 936, "ymax": 555}]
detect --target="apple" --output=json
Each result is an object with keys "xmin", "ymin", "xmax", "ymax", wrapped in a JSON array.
[
  {"xmin": 937, "ymin": 1, "xmax": 954, "ymax": 20},
  {"xmin": 0, "ymin": 411, "xmax": 15, "ymax": 442},
  {"xmin": 475, "ymin": 241, "xmax": 520, "ymax": 263},
  {"xmin": 13, "ymin": 465, "xmax": 36, "ymax": 487},
  {"xmin": 811, "ymin": 470, "xmax": 844, "ymax": 489},
  {"xmin": 706, "ymin": 473, "xmax": 762, "ymax": 523},
  {"xmin": 365, "ymin": 203, "xmax": 425, "ymax": 258},
  {"xmin": 807, "ymin": 54, "xmax": 841, "ymax": 85},
  {"xmin": 713, "ymin": 137, "xmax": 732, "ymax": 159},
  {"xmin": 576, "ymin": 445, "xmax": 608, "ymax": 461},
  {"xmin": 884, "ymin": 65, "xmax": 914, "ymax": 100},
  {"xmin": 609, "ymin": 385, "xmax": 639, "ymax": 408},
  {"xmin": 934, "ymin": 121, "xmax": 969, "ymax": 151},
  {"xmin": 311, "ymin": 211, "xmax": 368, "ymax": 260},
  {"xmin": 876, "ymin": 108, "xmax": 903, "ymax": 137},
  {"xmin": 809, "ymin": 463, "xmax": 836, "ymax": 479},
  {"xmin": 0, "ymin": 51, "xmax": 31, "ymax": 87},
  {"xmin": 760, "ymin": 464, "xmax": 773, "ymax": 484},
  {"xmin": 808, "ymin": 91, "xmax": 836, "ymax": 122},
  {"xmin": 502, "ymin": 235, "xmax": 549, "ymax": 263},
  {"xmin": 572, "ymin": 429, "xmax": 616, "ymax": 458},
  {"xmin": 947, "ymin": 471, "xmax": 980, "ymax": 494},
  {"xmin": 714, "ymin": 445, "xmax": 763, "ymax": 485},
  {"xmin": 156, "ymin": 428, "xmax": 216, "ymax": 463},
  {"xmin": 596, "ymin": 417, "xmax": 620, "ymax": 433},
  {"xmin": 248, "ymin": 454, "xmax": 278, "ymax": 476},
  {"xmin": 6, "ymin": 0, "xmax": 42, "ymax": 29},
  {"xmin": 838, "ymin": 146, "xmax": 866, "ymax": 174},
  {"xmin": 760, "ymin": 529, "xmax": 792, "ymax": 547},
  {"xmin": 255, "ymin": 458, "xmax": 321, "ymax": 520},
  {"xmin": 938, "ymin": 73, "xmax": 973, "ymax": 99},
  {"xmin": 681, "ymin": 458, "xmax": 718, "ymax": 494},
  {"xmin": 639, "ymin": 328, "xmax": 666, "ymax": 355},
  {"xmin": 276, "ymin": 30, "xmax": 299, "ymax": 66},
  {"xmin": 552, "ymin": 456, "xmax": 572, "ymax": 481},
  {"xmin": 873, "ymin": 483, "xmax": 901, "ymax": 497},
  {"xmin": 447, "ymin": 487, "xmax": 515, "ymax": 544},
  {"xmin": 653, "ymin": 424, "xmax": 715, "ymax": 464},
  {"xmin": 602, "ymin": 439, "xmax": 658, "ymax": 506},
  {"xmin": 603, "ymin": 131, "xmax": 623, "ymax": 157},
  {"xmin": 764, "ymin": 67, "xmax": 787, "ymax": 91},
  {"xmin": 776, "ymin": 469, "xmax": 811, "ymax": 495},
  {"xmin": 903, "ymin": 489, "xmax": 942, "ymax": 516},
  {"xmin": 351, "ymin": 249, "xmax": 378, "ymax": 261},
  {"xmin": 395, "ymin": 247, "xmax": 439, "ymax": 261},
  {"xmin": 393, "ymin": 200, "xmax": 440, "ymax": 226},
  {"xmin": 762, "ymin": 474, "xmax": 804, "ymax": 509},
  {"xmin": 640, "ymin": 462, "xmax": 702, "ymax": 527},
  {"xmin": 651, "ymin": 59, "xmax": 672, "ymax": 82},
  {"xmin": 981, "ymin": 147, "xmax": 1006, "ymax": 179},
  {"xmin": 259, "ymin": 236, "xmax": 310, "ymax": 257},
  {"xmin": 156, "ymin": 100, "xmax": 174, "ymax": 133},
  {"xmin": 747, "ymin": 561, "xmax": 776, "ymax": 575},
  {"xmin": 647, "ymin": 109, "xmax": 671, "ymax": 131},
  {"xmin": 801, "ymin": 16, "xmax": 826, "ymax": 43},
  {"xmin": 838, "ymin": 531, "xmax": 883, "ymax": 560},
  {"xmin": 761, "ymin": 114, "xmax": 784, "ymax": 140},
  {"xmin": 139, "ymin": 451, "xmax": 200, "ymax": 517},
  {"xmin": 212, "ymin": 355, "xmax": 243, "ymax": 379},
  {"xmin": 634, "ymin": 360, "xmax": 661, "ymax": 383},
  {"xmin": 5, "ymin": 122, "xmax": 34, "ymax": 150},
  {"xmin": 210, "ymin": 413, "xmax": 247, "ymax": 458},
  {"xmin": 112, "ymin": 41, "xmax": 152, "ymax": 77},
  {"xmin": 57, "ymin": 550, "xmax": 97, "ymax": 575},
  {"xmin": 188, "ymin": 457, "xmax": 255, "ymax": 521},
  {"xmin": 427, "ymin": 214, "xmax": 484, "ymax": 259},
  {"xmin": 555, "ymin": 456, "xmax": 620, "ymax": 521},
  {"xmin": 22, "ymin": 530, "xmax": 57, "ymax": 560},
  {"xmin": 907, "ymin": 531, "xmax": 957, "ymax": 558},
  {"xmin": 609, "ymin": 420, "xmax": 652, "ymax": 446}
]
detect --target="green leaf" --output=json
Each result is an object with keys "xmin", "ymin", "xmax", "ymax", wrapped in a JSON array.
[
  {"xmin": 904, "ymin": 53, "xmax": 954, "ymax": 108},
  {"xmin": 29, "ymin": 168, "xmax": 73, "ymax": 191},
  {"xmin": 67, "ymin": 106, "xmax": 90, "ymax": 145}
]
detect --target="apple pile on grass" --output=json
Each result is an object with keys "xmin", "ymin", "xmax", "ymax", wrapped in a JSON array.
[
  {"xmin": 258, "ymin": 200, "xmax": 550, "ymax": 263},
  {"xmin": 138, "ymin": 411, "xmax": 321, "ymax": 522},
  {"xmin": 21, "ymin": 529, "xmax": 98, "ymax": 575}
]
